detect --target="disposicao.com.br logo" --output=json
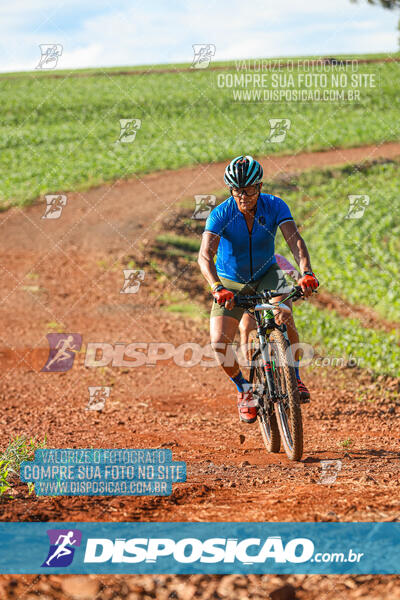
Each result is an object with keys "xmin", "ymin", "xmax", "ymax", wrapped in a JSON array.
[
  {"xmin": 38, "ymin": 532, "xmax": 365, "ymax": 571},
  {"xmin": 83, "ymin": 537, "xmax": 313, "ymax": 564},
  {"xmin": 82, "ymin": 537, "xmax": 364, "ymax": 566}
]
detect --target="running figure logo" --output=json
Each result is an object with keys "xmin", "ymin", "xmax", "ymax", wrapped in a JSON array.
[
  {"xmin": 36, "ymin": 44, "xmax": 63, "ymax": 69},
  {"xmin": 120, "ymin": 270, "xmax": 145, "ymax": 294},
  {"xmin": 41, "ymin": 333, "xmax": 82, "ymax": 372},
  {"xmin": 86, "ymin": 386, "xmax": 111, "ymax": 411},
  {"xmin": 42, "ymin": 195, "xmax": 67, "ymax": 219},
  {"xmin": 42, "ymin": 529, "xmax": 82, "ymax": 567},
  {"xmin": 267, "ymin": 119, "xmax": 291, "ymax": 143},
  {"xmin": 191, "ymin": 44, "xmax": 216, "ymax": 69},
  {"xmin": 192, "ymin": 195, "xmax": 216, "ymax": 220},
  {"xmin": 319, "ymin": 460, "xmax": 342, "ymax": 485},
  {"xmin": 346, "ymin": 195, "xmax": 370, "ymax": 219},
  {"xmin": 117, "ymin": 119, "xmax": 142, "ymax": 144}
]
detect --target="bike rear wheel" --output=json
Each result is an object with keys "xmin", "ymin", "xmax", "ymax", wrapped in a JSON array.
[
  {"xmin": 269, "ymin": 329, "xmax": 303, "ymax": 461},
  {"xmin": 250, "ymin": 350, "xmax": 281, "ymax": 454}
]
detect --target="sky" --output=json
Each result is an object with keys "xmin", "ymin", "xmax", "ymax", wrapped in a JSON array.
[{"xmin": 0, "ymin": 0, "xmax": 398, "ymax": 72}]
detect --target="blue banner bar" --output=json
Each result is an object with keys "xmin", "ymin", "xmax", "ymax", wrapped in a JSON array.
[{"xmin": 0, "ymin": 522, "xmax": 398, "ymax": 574}]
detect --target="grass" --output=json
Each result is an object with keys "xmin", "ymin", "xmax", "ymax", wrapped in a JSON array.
[
  {"xmin": 294, "ymin": 300, "xmax": 400, "ymax": 376},
  {"xmin": 154, "ymin": 233, "xmax": 200, "ymax": 262},
  {"xmin": 339, "ymin": 438, "xmax": 353, "ymax": 449},
  {"xmin": 161, "ymin": 290, "xmax": 205, "ymax": 322},
  {"xmin": 1, "ymin": 53, "xmax": 399, "ymax": 208},
  {"xmin": 271, "ymin": 160, "xmax": 400, "ymax": 322},
  {"xmin": 155, "ymin": 234, "xmax": 201, "ymax": 262},
  {"xmin": 156, "ymin": 234, "xmax": 200, "ymax": 252},
  {"xmin": 46, "ymin": 321, "xmax": 66, "ymax": 332},
  {"xmin": 165, "ymin": 303, "xmax": 203, "ymax": 319},
  {"xmin": 0, "ymin": 435, "xmax": 47, "ymax": 497},
  {"xmin": 270, "ymin": 160, "xmax": 400, "ymax": 375}
]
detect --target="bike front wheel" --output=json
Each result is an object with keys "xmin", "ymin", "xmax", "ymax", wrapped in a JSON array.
[
  {"xmin": 269, "ymin": 329, "xmax": 303, "ymax": 461},
  {"xmin": 250, "ymin": 350, "xmax": 281, "ymax": 454}
]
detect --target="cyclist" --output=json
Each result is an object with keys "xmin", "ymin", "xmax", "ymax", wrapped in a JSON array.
[
  {"xmin": 198, "ymin": 155, "xmax": 319, "ymax": 424},
  {"xmin": 238, "ymin": 253, "xmax": 309, "ymax": 399}
]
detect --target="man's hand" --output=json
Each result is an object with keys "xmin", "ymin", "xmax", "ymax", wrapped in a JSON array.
[
  {"xmin": 298, "ymin": 271, "xmax": 319, "ymax": 297},
  {"xmin": 212, "ymin": 285, "xmax": 234, "ymax": 309}
]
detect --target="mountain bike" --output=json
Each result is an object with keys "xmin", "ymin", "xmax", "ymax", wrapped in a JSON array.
[{"xmin": 235, "ymin": 286, "xmax": 306, "ymax": 461}]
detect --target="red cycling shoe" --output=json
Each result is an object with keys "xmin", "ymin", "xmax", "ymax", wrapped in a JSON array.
[
  {"xmin": 297, "ymin": 378, "xmax": 310, "ymax": 403},
  {"xmin": 237, "ymin": 389, "xmax": 257, "ymax": 423}
]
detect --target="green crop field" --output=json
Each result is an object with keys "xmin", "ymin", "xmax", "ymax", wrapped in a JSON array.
[
  {"xmin": 1, "ymin": 51, "xmax": 396, "ymax": 79},
  {"xmin": 272, "ymin": 159, "xmax": 400, "ymax": 322},
  {"xmin": 294, "ymin": 301, "xmax": 400, "ymax": 377},
  {"xmin": 1, "ymin": 53, "xmax": 399, "ymax": 208}
]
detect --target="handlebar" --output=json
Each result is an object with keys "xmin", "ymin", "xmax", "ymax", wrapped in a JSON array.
[{"xmin": 233, "ymin": 285, "xmax": 306, "ymax": 309}]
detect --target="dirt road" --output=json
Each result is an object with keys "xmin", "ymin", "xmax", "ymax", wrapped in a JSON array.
[{"xmin": 0, "ymin": 143, "xmax": 399, "ymax": 598}]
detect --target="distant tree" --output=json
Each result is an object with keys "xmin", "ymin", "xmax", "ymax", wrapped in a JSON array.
[
  {"xmin": 351, "ymin": 0, "xmax": 400, "ymax": 47},
  {"xmin": 351, "ymin": 0, "xmax": 399, "ymax": 7}
]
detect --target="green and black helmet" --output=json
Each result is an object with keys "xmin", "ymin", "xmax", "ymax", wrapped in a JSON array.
[{"xmin": 224, "ymin": 155, "xmax": 263, "ymax": 188}]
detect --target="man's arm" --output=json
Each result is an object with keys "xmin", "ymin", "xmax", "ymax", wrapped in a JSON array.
[
  {"xmin": 197, "ymin": 232, "xmax": 234, "ymax": 309},
  {"xmin": 279, "ymin": 220, "xmax": 319, "ymax": 297},
  {"xmin": 197, "ymin": 231, "xmax": 221, "ymax": 287},
  {"xmin": 279, "ymin": 220, "xmax": 312, "ymax": 275}
]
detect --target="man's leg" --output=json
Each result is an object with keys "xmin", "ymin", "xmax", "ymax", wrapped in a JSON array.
[
  {"xmin": 210, "ymin": 314, "xmax": 257, "ymax": 423},
  {"xmin": 238, "ymin": 312, "xmax": 257, "ymax": 368},
  {"xmin": 210, "ymin": 314, "xmax": 240, "ymax": 377}
]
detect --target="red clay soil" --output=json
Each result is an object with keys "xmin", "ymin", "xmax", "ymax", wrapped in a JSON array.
[
  {"xmin": 1, "ymin": 573, "xmax": 400, "ymax": 600},
  {"xmin": 0, "ymin": 143, "xmax": 399, "ymax": 598}
]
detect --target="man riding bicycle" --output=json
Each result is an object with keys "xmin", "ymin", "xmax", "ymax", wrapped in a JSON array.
[{"xmin": 198, "ymin": 155, "xmax": 319, "ymax": 424}]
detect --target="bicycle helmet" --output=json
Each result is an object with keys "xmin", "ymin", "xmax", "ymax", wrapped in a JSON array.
[{"xmin": 224, "ymin": 155, "xmax": 263, "ymax": 188}]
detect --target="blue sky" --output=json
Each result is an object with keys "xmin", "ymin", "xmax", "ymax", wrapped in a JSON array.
[{"xmin": 0, "ymin": 0, "xmax": 398, "ymax": 72}]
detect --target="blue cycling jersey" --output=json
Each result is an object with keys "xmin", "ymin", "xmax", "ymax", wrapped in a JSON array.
[{"xmin": 204, "ymin": 193, "xmax": 293, "ymax": 283}]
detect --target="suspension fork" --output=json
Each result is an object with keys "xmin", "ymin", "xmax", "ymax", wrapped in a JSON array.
[{"xmin": 254, "ymin": 312, "xmax": 277, "ymax": 401}]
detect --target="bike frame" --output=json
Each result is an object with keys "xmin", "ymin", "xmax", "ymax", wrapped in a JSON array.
[
  {"xmin": 236, "ymin": 285, "xmax": 308, "ymax": 460},
  {"xmin": 253, "ymin": 307, "xmax": 282, "ymax": 402},
  {"xmin": 249, "ymin": 289, "xmax": 299, "ymax": 405}
]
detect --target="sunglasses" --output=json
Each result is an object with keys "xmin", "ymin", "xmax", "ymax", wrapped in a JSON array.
[{"xmin": 230, "ymin": 185, "xmax": 260, "ymax": 197}]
